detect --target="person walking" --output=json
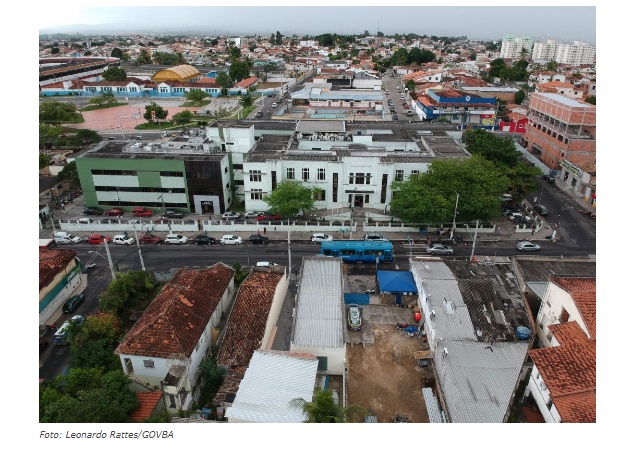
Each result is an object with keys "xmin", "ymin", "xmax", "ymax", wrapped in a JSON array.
[{"xmin": 263, "ymin": 226, "xmax": 267, "ymax": 235}]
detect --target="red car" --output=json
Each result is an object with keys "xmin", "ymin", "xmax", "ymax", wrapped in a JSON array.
[
  {"xmin": 104, "ymin": 208, "xmax": 124, "ymax": 216},
  {"xmin": 139, "ymin": 234, "xmax": 164, "ymax": 244},
  {"xmin": 256, "ymin": 213, "xmax": 281, "ymax": 222},
  {"xmin": 132, "ymin": 207, "xmax": 153, "ymax": 217},
  {"xmin": 87, "ymin": 234, "xmax": 111, "ymax": 245}
]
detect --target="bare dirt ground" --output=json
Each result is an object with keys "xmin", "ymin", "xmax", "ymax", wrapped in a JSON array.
[{"xmin": 347, "ymin": 324, "xmax": 435, "ymax": 423}]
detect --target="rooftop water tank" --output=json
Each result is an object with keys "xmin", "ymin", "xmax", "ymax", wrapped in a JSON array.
[{"xmin": 516, "ymin": 326, "xmax": 531, "ymax": 340}]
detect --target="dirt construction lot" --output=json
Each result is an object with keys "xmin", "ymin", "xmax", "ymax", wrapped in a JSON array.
[{"xmin": 347, "ymin": 323, "xmax": 435, "ymax": 423}]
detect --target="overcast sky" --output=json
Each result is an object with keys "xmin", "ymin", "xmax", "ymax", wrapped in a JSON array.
[{"xmin": 38, "ymin": 4, "xmax": 596, "ymax": 44}]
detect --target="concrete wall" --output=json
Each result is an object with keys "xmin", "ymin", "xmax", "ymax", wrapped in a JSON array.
[{"xmin": 262, "ymin": 272, "xmax": 290, "ymax": 350}]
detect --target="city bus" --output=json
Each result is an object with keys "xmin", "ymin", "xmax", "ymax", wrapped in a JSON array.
[{"xmin": 320, "ymin": 240, "xmax": 393, "ymax": 263}]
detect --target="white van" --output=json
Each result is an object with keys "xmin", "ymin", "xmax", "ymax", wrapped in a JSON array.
[{"xmin": 54, "ymin": 232, "xmax": 81, "ymax": 244}]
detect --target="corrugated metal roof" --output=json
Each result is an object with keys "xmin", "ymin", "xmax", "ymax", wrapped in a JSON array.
[
  {"xmin": 224, "ymin": 350, "xmax": 318, "ymax": 423},
  {"xmin": 424, "ymin": 279, "xmax": 476, "ymax": 341},
  {"xmin": 292, "ymin": 257, "xmax": 344, "ymax": 349},
  {"xmin": 434, "ymin": 340, "xmax": 528, "ymax": 423},
  {"xmin": 410, "ymin": 259, "xmax": 456, "ymax": 282},
  {"xmin": 297, "ymin": 120, "xmax": 346, "ymax": 133},
  {"xmin": 422, "ymin": 388, "xmax": 443, "ymax": 423},
  {"xmin": 527, "ymin": 282, "xmax": 549, "ymax": 299}
]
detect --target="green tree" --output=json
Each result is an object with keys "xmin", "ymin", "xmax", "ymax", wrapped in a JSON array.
[
  {"xmin": 585, "ymin": 95, "xmax": 596, "ymax": 105},
  {"xmin": 262, "ymin": 180, "xmax": 317, "ymax": 218},
  {"xmin": 289, "ymin": 389, "xmax": 366, "ymax": 423},
  {"xmin": 39, "ymin": 123, "xmax": 64, "ymax": 149},
  {"xmin": 143, "ymin": 101, "xmax": 169, "ymax": 122},
  {"xmin": 101, "ymin": 66, "xmax": 127, "ymax": 81},
  {"xmin": 171, "ymin": 110, "xmax": 193, "ymax": 125},
  {"xmin": 69, "ymin": 312, "xmax": 122, "ymax": 371},
  {"xmin": 210, "ymin": 38, "xmax": 219, "ymax": 46},
  {"xmin": 186, "ymin": 89, "xmax": 207, "ymax": 104},
  {"xmin": 57, "ymin": 161, "xmax": 81, "ymax": 189},
  {"xmin": 70, "ymin": 129, "xmax": 102, "ymax": 147},
  {"xmin": 39, "ymin": 101, "xmax": 80, "ymax": 125},
  {"xmin": 514, "ymin": 89, "xmax": 526, "ymax": 105},
  {"xmin": 215, "ymin": 72, "xmax": 234, "ymax": 97},
  {"xmin": 405, "ymin": 80, "xmax": 416, "ymax": 91},
  {"xmin": 229, "ymin": 46, "xmax": 241, "ymax": 60},
  {"xmin": 110, "ymin": 47, "xmax": 124, "ymax": 59},
  {"xmin": 228, "ymin": 60, "xmax": 250, "ymax": 83},
  {"xmin": 546, "ymin": 60, "xmax": 558, "ymax": 72},
  {"xmin": 136, "ymin": 48, "xmax": 152, "ymax": 65},
  {"xmin": 390, "ymin": 157, "xmax": 509, "ymax": 224},
  {"xmin": 391, "ymin": 48, "xmax": 409, "ymax": 66},
  {"xmin": 40, "ymin": 152, "xmax": 52, "ymax": 169},
  {"xmin": 51, "ymin": 46, "xmax": 60, "ymax": 54},
  {"xmin": 276, "ymin": 31, "xmax": 283, "ymax": 45},
  {"xmin": 240, "ymin": 93, "xmax": 253, "ymax": 108}
]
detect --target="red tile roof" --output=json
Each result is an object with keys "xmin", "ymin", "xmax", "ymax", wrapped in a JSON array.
[
  {"xmin": 115, "ymin": 263, "xmax": 235, "ymax": 358},
  {"xmin": 550, "ymin": 277, "xmax": 596, "ymax": 339},
  {"xmin": 212, "ymin": 366, "xmax": 247, "ymax": 406},
  {"xmin": 529, "ymin": 331, "xmax": 596, "ymax": 423},
  {"xmin": 235, "ymin": 76, "xmax": 259, "ymax": 88},
  {"xmin": 128, "ymin": 391, "xmax": 163, "ymax": 422},
  {"xmin": 39, "ymin": 248, "xmax": 77, "ymax": 291},
  {"xmin": 217, "ymin": 271, "xmax": 284, "ymax": 367}
]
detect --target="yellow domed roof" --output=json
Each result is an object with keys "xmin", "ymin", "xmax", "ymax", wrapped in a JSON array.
[{"xmin": 152, "ymin": 65, "xmax": 200, "ymax": 82}]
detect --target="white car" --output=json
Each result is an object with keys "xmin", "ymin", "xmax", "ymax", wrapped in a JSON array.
[
  {"xmin": 113, "ymin": 235, "xmax": 135, "ymax": 245},
  {"xmin": 364, "ymin": 233, "xmax": 388, "ymax": 241},
  {"xmin": 221, "ymin": 235, "xmax": 243, "ymax": 245},
  {"xmin": 165, "ymin": 234, "xmax": 188, "ymax": 245},
  {"xmin": 311, "ymin": 233, "xmax": 333, "ymax": 243},
  {"xmin": 222, "ymin": 211, "xmax": 240, "ymax": 220},
  {"xmin": 244, "ymin": 211, "xmax": 264, "ymax": 219},
  {"xmin": 516, "ymin": 240, "xmax": 541, "ymax": 252},
  {"xmin": 256, "ymin": 261, "xmax": 279, "ymax": 268},
  {"xmin": 54, "ymin": 232, "xmax": 81, "ymax": 244}
]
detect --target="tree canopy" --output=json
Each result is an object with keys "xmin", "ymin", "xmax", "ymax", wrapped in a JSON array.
[
  {"xmin": 289, "ymin": 389, "xmax": 366, "ymax": 423},
  {"xmin": 390, "ymin": 156, "xmax": 510, "ymax": 224},
  {"xmin": 262, "ymin": 180, "xmax": 317, "ymax": 218},
  {"xmin": 228, "ymin": 60, "xmax": 251, "ymax": 83},
  {"xmin": 215, "ymin": 72, "xmax": 233, "ymax": 96},
  {"xmin": 185, "ymin": 89, "xmax": 208, "ymax": 104},
  {"xmin": 171, "ymin": 110, "xmax": 193, "ymax": 125},
  {"xmin": 57, "ymin": 161, "xmax": 81, "ymax": 190},
  {"xmin": 101, "ymin": 66, "xmax": 127, "ymax": 82},
  {"xmin": 69, "ymin": 312, "xmax": 123, "ymax": 372},
  {"xmin": 143, "ymin": 101, "xmax": 168, "ymax": 122},
  {"xmin": 39, "ymin": 101, "xmax": 80, "ymax": 125}
]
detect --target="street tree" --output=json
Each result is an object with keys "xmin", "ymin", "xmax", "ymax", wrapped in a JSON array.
[
  {"xmin": 57, "ymin": 161, "xmax": 81, "ymax": 190},
  {"xmin": 101, "ymin": 66, "xmax": 127, "ymax": 82},
  {"xmin": 172, "ymin": 110, "xmax": 193, "ymax": 125},
  {"xmin": 514, "ymin": 89, "xmax": 526, "ymax": 105},
  {"xmin": 136, "ymin": 48, "xmax": 152, "ymax": 65},
  {"xmin": 186, "ymin": 89, "xmax": 207, "ymax": 104},
  {"xmin": 143, "ymin": 101, "xmax": 169, "ymax": 122},
  {"xmin": 390, "ymin": 157, "xmax": 509, "ymax": 224},
  {"xmin": 289, "ymin": 389, "xmax": 366, "ymax": 423},
  {"xmin": 69, "ymin": 312, "xmax": 122, "ymax": 372},
  {"xmin": 110, "ymin": 47, "xmax": 124, "ymax": 59},
  {"xmin": 39, "ymin": 101, "xmax": 80, "ymax": 125},
  {"xmin": 228, "ymin": 46, "xmax": 241, "ymax": 60},
  {"xmin": 262, "ymin": 180, "xmax": 317, "ymax": 219},
  {"xmin": 240, "ymin": 93, "xmax": 253, "ymax": 108},
  {"xmin": 215, "ymin": 72, "xmax": 234, "ymax": 97},
  {"xmin": 229, "ymin": 60, "xmax": 251, "ymax": 83}
]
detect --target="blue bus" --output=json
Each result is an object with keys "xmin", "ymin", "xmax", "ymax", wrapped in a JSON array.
[{"xmin": 320, "ymin": 240, "xmax": 393, "ymax": 263}]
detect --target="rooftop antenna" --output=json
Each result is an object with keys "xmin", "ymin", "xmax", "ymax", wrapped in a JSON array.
[{"xmin": 166, "ymin": 353, "xmax": 189, "ymax": 378}]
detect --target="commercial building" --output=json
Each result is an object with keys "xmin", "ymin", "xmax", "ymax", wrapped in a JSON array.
[
  {"xmin": 524, "ymin": 93, "xmax": 596, "ymax": 170},
  {"xmin": 413, "ymin": 89, "xmax": 498, "ymax": 128}
]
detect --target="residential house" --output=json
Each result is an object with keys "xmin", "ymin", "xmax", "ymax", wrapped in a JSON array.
[
  {"xmin": 114, "ymin": 263, "xmax": 236, "ymax": 415},
  {"xmin": 535, "ymin": 81, "xmax": 584, "ymax": 100},
  {"xmin": 290, "ymin": 256, "xmax": 346, "ymax": 375},
  {"xmin": 225, "ymin": 350, "xmax": 318, "ymax": 423},
  {"xmin": 39, "ymin": 247, "xmax": 85, "ymax": 325},
  {"xmin": 499, "ymin": 112, "xmax": 528, "ymax": 133},
  {"xmin": 410, "ymin": 258, "xmax": 531, "ymax": 422}
]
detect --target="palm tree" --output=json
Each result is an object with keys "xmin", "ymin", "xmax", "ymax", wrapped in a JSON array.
[{"xmin": 289, "ymin": 389, "xmax": 367, "ymax": 423}]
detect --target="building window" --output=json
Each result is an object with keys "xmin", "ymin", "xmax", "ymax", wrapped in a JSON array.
[
  {"xmin": 287, "ymin": 168, "xmax": 295, "ymax": 180},
  {"xmin": 560, "ymin": 308, "xmax": 569, "ymax": 323},
  {"xmin": 332, "ymin": 173, "xmax": 338, "ymax": 202},
  {"xmin": 233, "ymin": 164, "xmax": 243, "ymax": 170},
  {"xmin": 250, "ymin": 189, "xmax": 263, "ymax": 200},
  {"xmin": 302, "ymin": 168, "xmax": 310, "ymax": 182},
  {"xmin": 314, "ymin": 189, "xmax": 326, "ymax": 201},
  {"xmin": 395, "ymin": 170, "xmax": 404, "ymax": 182},
  {"xmin": 317, "ymin": 168, "xmax": 326, "ymax": 181},
  {"xmin": 249, "ymin": 170, "xmax": 262, "ymax": 182},
  {"xmin": 411, "ymin": 170, "xmax": 420, "ymax": 175},
  {"xmin": 143, "ymin": 360, "xmax": 155, "ymax": 368}
]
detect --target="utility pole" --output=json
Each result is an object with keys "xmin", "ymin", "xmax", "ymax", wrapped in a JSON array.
[
  {"xmin": 133, "ymin": 228, "xmax": 145, "ymax": 271},
  {"xmin": 469, "ymin": 219, "xmax": 479, "ymax": 261},
  {"xmin": 450, "ymin": 192, "xmax": 459, "ymax": 241},
  {"xmin": 103, "ymin": 238, "xmax": 117, "ymax": 280},
  {"xmin": 288, "ymin": 230, "xmax": 292, "ymax": 277}
]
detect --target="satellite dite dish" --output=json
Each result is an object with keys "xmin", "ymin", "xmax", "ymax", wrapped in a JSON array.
[{"xmin": 166, "ymin": 353, "xmax": 189, "ymax": 377}]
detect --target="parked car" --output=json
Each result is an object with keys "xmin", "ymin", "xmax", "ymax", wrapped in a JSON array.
[
  {"xmin": 507, "ymin": 212, "xmax": 525, "ymax": 221},
  {"xmin": 364, "ymin": 233, "xmax": 388, "ymax": 241},
  {"xmin": 132, "ymin": 207, "xmax": 153, "ymax": 217},
  {"xmin": 162, "ymin": 209, "xmax": 184, "ymax": 219},
  {"xmin": 311, "ymin": 233, "xmax": 333, "ymax": 243},
  {"xmin": 516, "ymin": 240, "xmax": 541, "ymax": 252},
  {"xmin": 113, "ymin": 235, "xmax": 135, "ymax": 246},
  {"xmin": 78, "ymin": 218, "xmax": 93, "ymax": 224},
  {"xmin": 543, "ymin": 174, "xmax": 556, "ymax": 183},
  {"xmin": 139, "ymin": 234, "xmax": 163, "ymax": 244},
  {"xmin": 54, "ymin": 232, "xmax": 81, "ymax": 245},
  {"xmin": 244, "ymin": 211, "xmax": 264, "ymax": 218},
  {"xmin": 221, "ymin": 235, "xmax": 243, "ymax": 245},
  {"xmin": 165, "ymin": 234, "xmax": 188, "ymax": 245},
  {"xmin": 83, "ymin": 207, "xmax": 104, "ymax": 216},
  {"xmin": 248, "ymin": 234, "xmax": 269, "ymax": 244},
  {"xmin": 62, "ymin": 294, "xmax": 85, "ymax": 314},
  {"xmin": 257, "ymin": 213, "xmax": 281, "ymax": 222},
  {"xmin": 514, "ymin": 215, "xmax": 533, "ymax": 225},
  {"xmin": 87, "ymin": 234, "xmax": 110, "ymax": 245},
  {"xmin": 194, "ymin": 234, "xmax": 217, "ymax": 245},
  {"xmin": 256, "ymin": 261, "xmax": 278, "ymax": 268},
  {"xmin": 534, "ymin": 204, "xmax": 549, "ymax": 216},
  {"xmin": 501, "ymin": 193, "xmax": 513, "ymax": 202},
  {"xmin": 426, "ymin": 243, "xmax": 454, "ymax": 255},
  {"xmin": 256, "ymin": 111, "xmax": 263, "ymax": 118},
  {"xmin": 271, "ymin": 102, "xmax": 277, "ymax": 108},
  {"xmin": 222, "ymin": 211, "xmax": 240, "ymax": 220},
  {"xmin": 104, "ymin": 208, "xmax": 124, "ymax": 216},
  {"xmin": 347, "ymin": 304, "xmax": 362, "ymax": 330}
]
